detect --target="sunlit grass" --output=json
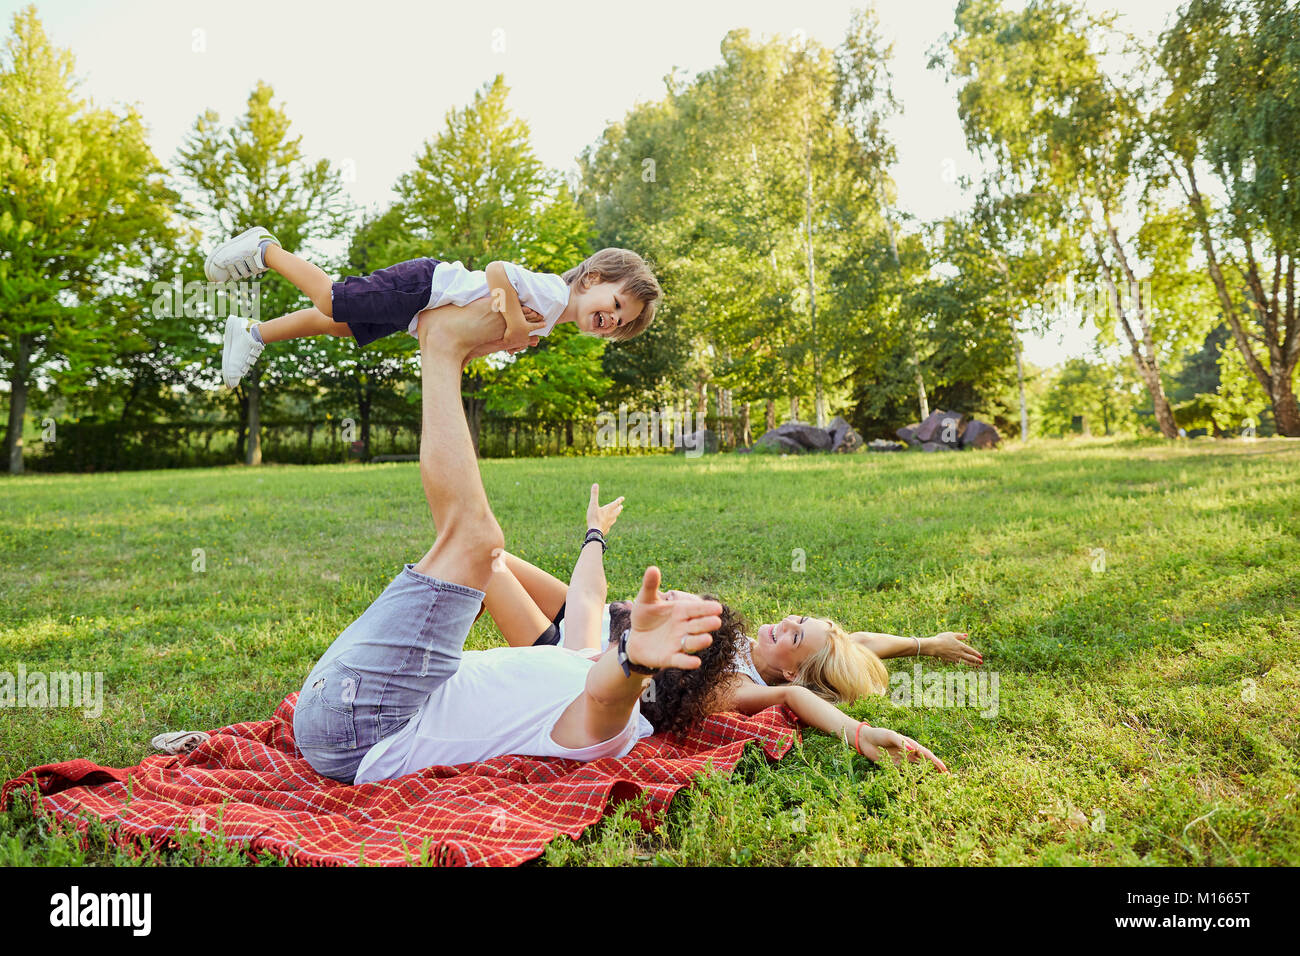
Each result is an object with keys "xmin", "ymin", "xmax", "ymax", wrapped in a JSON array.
[{"xmin": 1, "ymin": 436, "xmax": 1297, "ymax": 865}]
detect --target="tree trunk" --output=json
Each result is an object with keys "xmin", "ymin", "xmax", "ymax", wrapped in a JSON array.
[
  {"xmin": 359, "ymin": 387, "xmax": 372, "ymax": 460},
  {"xmin": 741, "ymin": 402, "xmax": 752, "ymax": 447},
  {"xmin": 245, "ymin": 375, "xmax": 262, "ymax": 465},
  {"xmin": 765, "ymin": 399, "xmax": 775, "ymax": 432},
  {"xmin": 789, "ymin": 395, "xmax": 800, "ymax": 423},
  {"xmin": 1273, "ymin": 371, "xmax": 1300, "ymax": 436},
  {"xmin": 1014, "ymin": 331, "xmax": 1028, "ymax": 442},
  {"xmin": 1087, "ymin": 220, "xmax": 1180, "ymax": 439},
  {"xmin": 5, "ymin": 334, "xmax": 30, "ymax": 474},
  {"xmin": 462, "ymin": 376, "xmax": 485, "ymax": 456},
  {"xmin": 913, "ymin": 353, "xmax": 930, "ymax": 422},
  {"xmin": 803, "ymin": 129, "xmax": 826, "ymax": 428}
]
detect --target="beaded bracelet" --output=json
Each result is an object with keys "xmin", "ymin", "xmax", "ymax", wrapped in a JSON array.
[{"xmin": 583, "ymin": 528, "xmax": 607, "ymax": 553}]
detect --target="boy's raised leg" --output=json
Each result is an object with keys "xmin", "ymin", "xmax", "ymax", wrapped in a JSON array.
[
  {"xmin": 257, "ymin": 307, "xmax": 352, "ymax": 343},
  {"xmin": 264, "ymin": 245, "xmax": 335, "ymax": 316}
]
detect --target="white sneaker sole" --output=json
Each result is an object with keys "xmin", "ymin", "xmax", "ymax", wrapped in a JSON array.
[{"xmin": 222, "ymin": 315, "xmax": 244, "ymax": 388}]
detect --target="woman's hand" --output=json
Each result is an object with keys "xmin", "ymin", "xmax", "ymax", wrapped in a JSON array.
[
  {"xmin": 928, "ymin": 631, "xmax": 983, "ymax": 666},
  {"xmin": 854, "ymin": 723, "xmax": 947, "ymax": 773},
  {"xmin": 626, "ymin": 567, "xmax": 721, "ymax": 671},
  {"xmin": 586, "ymin": 483, "xmax": 624, "ymax": 536}
]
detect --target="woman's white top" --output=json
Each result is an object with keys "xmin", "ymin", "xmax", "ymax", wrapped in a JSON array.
[
  {"xmin": 403, "ymin": 260, "xmax": 571, "ymax": 338},
  {"xmin": 562, "ymin": 604, "xmax": 767, "ymax": 686},
  {"xmin": 353, "ymin": 644, "xmax": 654, "ymax": 784}
]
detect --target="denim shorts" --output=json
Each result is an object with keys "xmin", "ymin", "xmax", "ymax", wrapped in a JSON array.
[
  {"xmin": 293, "ymin": 564, "xmax": 484, "ymax": 783},
  {"xmin": 330, "ymin": 257, "xmax": 441, "ymax": 347}
]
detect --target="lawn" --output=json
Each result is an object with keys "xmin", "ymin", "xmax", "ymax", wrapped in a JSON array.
[{"xmin": 1, "ymin": 437, "xmax": 1297, "ymax": 866}]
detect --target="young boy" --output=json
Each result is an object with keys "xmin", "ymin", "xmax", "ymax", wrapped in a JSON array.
[{"xmin": 204, "ymin": 226, "xmax": 662, "ymax": 388}]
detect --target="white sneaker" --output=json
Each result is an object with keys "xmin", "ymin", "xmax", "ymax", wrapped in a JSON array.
[
  {"xmin": 150, "ymin": 731, "xmax": 210, "ymax": 755},
  {"xmin": 205, "ymin": 226, "xmax": 279, "ymax": 282},
  {"xmin": 222, "ymin": 315, "xmax": 264, "ymax": 389}
]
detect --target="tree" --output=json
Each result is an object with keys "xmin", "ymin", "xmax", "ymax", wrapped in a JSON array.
[
  {"xmin": 1151, "ymin": 0, "xmax": 1300, "ymax": 434},
  {"xmin": 176, "ymin": 81, "xmax": 350, "ymax": 465},
  {"xmin": 393, "ymin": 75, "xmax": 595, "ymax": 449},
  {"xmin": 941, "ymin": 0, "xmax": 1187, "ymax": 437},
  {"xmin": 0, "ymin": 5, "xmax": 176, "ymax": 472}
]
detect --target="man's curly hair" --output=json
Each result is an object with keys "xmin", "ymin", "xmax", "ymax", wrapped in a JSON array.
[{"xmin": 610, "ymin": 597, "xmax": 747, "ymax": 738}]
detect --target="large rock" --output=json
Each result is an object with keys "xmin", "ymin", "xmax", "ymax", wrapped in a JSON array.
[
  {"xmin": 896, "ymin": 424, "xmax": 921, "ymax": 447},
  {"xmin": 920, "ymin": 441, "xmax": 955, "ymax": 452},
  {"xmin": 775, "ymin": 422, "xmax": 833, "ymax": 451},
  {"xmin": 915, "ymin": 410, "xmax": 968, "ymax": 445},
  {"xmin": 755, "ymin": 429, "xmax": 806, "ymax": 454},
  {"xmin": 828, "ymin": 416, "xmax": 863, "ymax": 453},
  {"xmin": 867, "ymin": 439, "xmax": 906, "ymax": 452},
  {"xmin": 961, "ymin": 419, "xmax": 1001, "ymax": 449}
]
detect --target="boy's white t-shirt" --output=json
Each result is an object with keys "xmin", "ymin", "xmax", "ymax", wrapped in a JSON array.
[
  {"xmin": 404, "ymin": 260, "xmax": 571, "ymax": 339},
  {"xmin": 352, "ymin": 644, "xmax": 654, "ymax": 784}
]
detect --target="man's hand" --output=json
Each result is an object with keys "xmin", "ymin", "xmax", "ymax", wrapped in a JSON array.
[
  {"xmin": 855, "ymin": 724, "xmax": 948, "ymax": 773},
  {"xmin": 460, "ymin": 307, "xmax": 546, "ymax": 370},
  {"xmin": 626, "ymin": 567, "xmax": 721, "ymax": 671},
  {"xmin": 586, "ymin": 483, "xmax": 624, "ymax": 536}
]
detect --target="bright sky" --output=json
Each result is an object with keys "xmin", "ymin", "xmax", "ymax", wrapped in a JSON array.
[{"xmin": 7, "ymin": 0, "xmax": 1186, "ymax": 367}]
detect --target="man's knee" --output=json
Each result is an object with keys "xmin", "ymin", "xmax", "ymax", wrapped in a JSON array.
[{"xmin": 422, "ymin": 512, "xmax": 503, "ymax": 589}]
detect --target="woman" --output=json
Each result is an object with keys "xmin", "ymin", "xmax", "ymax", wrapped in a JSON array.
[{"xmin": 484, "ymin": 501, "xmax": 966, "ymax": 770}]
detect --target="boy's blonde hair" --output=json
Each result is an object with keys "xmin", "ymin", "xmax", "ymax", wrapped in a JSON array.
[
  {"xmin": 562, "ymin": 247, "xmax": 662, "ymax": 342},
  {"xmin": 795, "ymin": 620, "xmax": 889, "ymax": 704}
]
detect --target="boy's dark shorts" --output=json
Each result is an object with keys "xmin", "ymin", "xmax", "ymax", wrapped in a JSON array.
[{"xmin": 331, "ymin": 257, "xmax": 441, "ymax": 347}]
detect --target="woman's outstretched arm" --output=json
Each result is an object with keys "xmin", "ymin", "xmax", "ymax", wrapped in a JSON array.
[
  {"xmin": 853, "ymin": 630, "xmax": 983, "ymax": 666},
  {"xmin": 720, "ymin": 676, "xmax": 947, "ymax": 772},
  {"xmin": 562, "ymin": 484, "xmax": 624, "ymax": 652}
]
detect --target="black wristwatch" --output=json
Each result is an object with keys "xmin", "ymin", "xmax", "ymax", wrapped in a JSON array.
[
  {"xmin": 616, "ymin": 628, "xmax": 658, "ymax": 677},
  {"xmin": 583, "ymin": 528, "xmax": 607, "ymax": 553}
]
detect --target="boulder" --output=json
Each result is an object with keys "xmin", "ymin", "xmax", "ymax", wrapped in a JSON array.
[
  {"xmin": 896, "ymin": 424, "xmax": 921, "ymax": 447},
  {"xmin": 755, "ymin": 429, "xmax": 806, "ymax": 454},
  {"xmin": 827, "ymin": 416, "xmax": 864, "ymax": 453},
  {"xmin": 920, "ymin": 441, "xmax": 955, "ymax": 452},
  {"xmin": 775, "ymin": 422, "xmax": 833, "ymax": 452},
  {"xmin": 867, "ymin": 439, "xmax": 906, "ymax": 452},
  {"xmin": 915, "ymin": 410, "xmax": 968, "ymax": 445},
  {"xmin": 961, "ymin": 420, "xmax": 1001, "ymax": 449}
]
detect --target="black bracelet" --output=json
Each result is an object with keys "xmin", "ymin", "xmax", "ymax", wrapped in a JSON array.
[
  {"xmin": 583, "ymin": 528, "xmax": 607, "ymax": 554},
  {"xmin": 617, "ymin": 628, "xmax": 659, "ymax": 677}
]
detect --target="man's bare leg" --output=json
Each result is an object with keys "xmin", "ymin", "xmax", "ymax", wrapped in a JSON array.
[{"xmin": 410, "ymin": 303, "xmax": 504, "ymax": 593}]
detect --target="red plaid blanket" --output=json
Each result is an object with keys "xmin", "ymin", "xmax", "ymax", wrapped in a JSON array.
[{"xmin": 1, "ymin": 694, "xmax": 800, "ymax": 866}]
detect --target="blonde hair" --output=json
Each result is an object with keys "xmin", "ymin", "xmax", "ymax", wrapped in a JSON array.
[
  {"xmin": 561, "ymin": 247, "xmax": 662, "ymax": 342},
  {"xmin": 794, "ymin": 620, "xmax": 888, "ymax": 704}
]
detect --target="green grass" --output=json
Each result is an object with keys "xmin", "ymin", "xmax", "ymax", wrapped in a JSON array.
[{"xmin": 2, "ymin": 436, "xmax": 1298, "ymax": 866}]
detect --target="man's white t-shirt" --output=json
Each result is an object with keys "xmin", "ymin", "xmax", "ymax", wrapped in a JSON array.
[
  {"xmin": 353, "ymin": 644, "xmax": 654, "ymax": 785},
  {"xmin": 403, "ymin": 260, "xmax": 571, "ymax": 339}
]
